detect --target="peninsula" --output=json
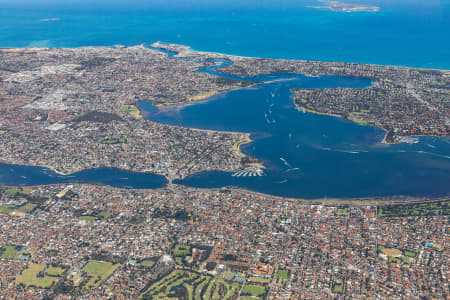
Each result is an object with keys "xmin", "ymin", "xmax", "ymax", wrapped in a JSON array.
[
  {"xmin": 0, "ymin": 45, "xmax": 253, "ymax": 179},
  {"xmin": 153, "ymin": 42, "xmax": 449, "ymax": 144}
]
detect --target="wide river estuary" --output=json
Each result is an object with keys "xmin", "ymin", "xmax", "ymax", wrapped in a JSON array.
[{"xmin": 1, "ymin": 47, "xmax": 449, "ymax": 199}]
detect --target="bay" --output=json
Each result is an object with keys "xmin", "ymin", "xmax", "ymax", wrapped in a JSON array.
[{"xmin": 138, "ymin": 69, "xmax": 450, "ymax": 199}]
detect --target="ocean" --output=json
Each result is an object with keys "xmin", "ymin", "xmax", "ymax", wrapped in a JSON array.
[
  {"xmin": 0, "ymin": 0, "xmax": 449, "ymax": 198},
  {"xmin": 0, "ymin": 0, "xmax": 449, "ymax": 69}
]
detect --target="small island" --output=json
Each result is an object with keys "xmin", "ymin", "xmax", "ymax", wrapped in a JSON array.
[{"xmin": 309, "ymin": 0, "xmax": 380, "ymax": 12}]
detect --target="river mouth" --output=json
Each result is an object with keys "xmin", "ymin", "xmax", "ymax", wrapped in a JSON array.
[
  {"xmin": 137, "ymin": 46, "xmax": 450, "ymax": 199},
  {"xmin": 1, "ymin": 45, "xmax": 449, "ymax": 199}
]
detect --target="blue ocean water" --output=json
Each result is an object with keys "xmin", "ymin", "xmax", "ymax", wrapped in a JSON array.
[
  {"xmin": 0, "ymin": 1, "xmax": 449, "ymax": 198},
  {"xmin": 0, "ymin": 0, "xmax": 449, "ymax": 68}
]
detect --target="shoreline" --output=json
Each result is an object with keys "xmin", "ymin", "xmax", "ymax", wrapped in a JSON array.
[
  {"xmin": 296, "ymin": 106, "xmax": 394, "ymax": 144},
  {"xmin": 148, "ymin": 42, "xmax": 449, "ymax": 145},
  {"xmin": 1, "ymin": 181, "xmax": 448, "ymax": 206},
  {"xmin": 3, "ymin": 41, "xmax": 449, "ymax": 71},
  {"xmin": 1, "ymin": 160, "xmax": 449, "ymax": 204},
  {"xmin": 296, "ymin": 106, "xmax": 450, "ymax": 146},
  {"xmin": 0, "ymin": 161, "xmax": 167, "ymax": 179},
  {"xmin": 149, "ymin": 41, "xmax": 450, "ymax": 72},
  {"xmin": 1, "ymin": 43, "xmax": 449, "ymax": 202},
  {"xmin": 232, "ymin": 135, "xmax": 253, "ymax": 158}
]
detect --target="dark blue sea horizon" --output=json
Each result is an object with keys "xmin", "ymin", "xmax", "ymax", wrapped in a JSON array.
[{"xmin": 0, "ymin": 0, "xmax": 449, "ymax": 69}]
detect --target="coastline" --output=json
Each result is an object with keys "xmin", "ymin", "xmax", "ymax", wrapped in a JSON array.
[
  {"xmin": 150, "ymin": 42, "xmax": 449, "ymax": 146},
  {"xmin": 2, "ymin": 181, "xmax": 448, "ymax": 206},
  {"xmin": 2, "ymin": 38, "xmax": 450, "ymax": 71},
  {"xmin": 0, "ymin": 161, "xmax": 167, "ymax": 180},
  {"xmin": 295, "ymin": 106, "xmax": 424, "ymax": 146},
  {"xmin": 298, "ymin": 108, "xmax": 450, "ymax": 145},
  {"xmin": 153, "ymin": 91, "xmax": 219, "ymax": 108},
  {"xmin": 151, "ymin": 41, "xmax": 450, "ymax": 72},
  {"xmin": 1, "ymin": 43, "xmax": 448, "ymax": 200},
  {"xmin": 1, "ymin": 157, "xmax": 448, "ymax": 203},
  {"xmin": 0, "ymin": 160, "xmax": 69, "ymax": 176},
  {"xmin": 232, "ymin": 135, "xmax": 252, "ymax": 158}
]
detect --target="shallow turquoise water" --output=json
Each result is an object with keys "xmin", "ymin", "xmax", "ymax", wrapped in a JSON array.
[{"xmin": 1, "ymin": 0, "xmax": 449, "ymax": 68}]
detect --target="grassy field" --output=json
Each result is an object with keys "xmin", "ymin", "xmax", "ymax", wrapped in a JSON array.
[
  {"xmin": 275, "ymin": 270, "xmax": 289, "ymax": 286},
  {"xmin": 5, "ymin": 188, "xmax": 32, "ymax": 195},
  {"xmin": 0, "ymin": 205, "xmax": 14, "ymax": 214},
  {"xmin": 337, "ymin": 208, "xmax": 349, "ymax": 215},
  {"xmin": 139, "ymin": 260, "xmax": 155, "ymax": 268},
  {"xmin": 46, "ymin": 266, "xmax": 65, "ymax": 277},
  {"xmin": 241, "ymin": 284, "xmax": 266, "ymax": 297},
  {"xmin": 175, "ymin": 256, "xmax": 183, "ymax": 265},
  {"xmin": 404, "ymin": 251, "xmax": 416, "ymax": 257},
  {"xmin": 82, "ymin": 260, "xmax": 121, "ymax": 291},
  {"xmin": 378, "ymin": 245, "xmax": 416, "ymax": 265},
  {"xmin": 333, "ymin": 284, "xmax": 344, "ymax": 293},
  {"xmin": 173, "ymin": 244, "xmax": 191, "ymax": 256},
  {"xmin": 276, "ymin": 269, "xmax": 289, "ymax": 279},
  {"xmin": 120, "ymin": 105, "xmax": 142, "ymax": 119},
  {"xmin": 140, "ymin": 270, "xmax": 240, "ymax": 300},
  {"xmin": 17, "ymin": 203, "xmax": 37, "ymax": 213},
  {"xmin": 274, "ymin": 269, "xmax": 289, "ymax": 286},
  {"xmin": 172, "ymin": 244, "xmax": 192, "ymax": 266},
  {"xmin": 15, "ymin": 264, "xmax": 59, "ymax": 288},
  {"xmin": 223, "ymin": 271, "xmax": 236, "ymax": 280},
  {"xmin": 79, "ymin": 211, "xmax": 112, "ymax": 221},
  {"xmin": 83, "ymin": 260, "xmax": 117, "ymax": 274},
  {"xmin": 5, "ymin": 188, "xmax": 20, "ymax": 195},
  {"xmin": 187, "ymin": 91, "xmax": 217, "ymax": 101},
  {"xmin": 0, "ymin": 245, "xmax": 18, "ymax": 259},
  {"xmin": 378, "ymin": 201, "xmax": 449, "ymax": 217},
  {"xmin": 380, "ymin": 247, "xmax": 402, "ymax": 257},
  {"xmin": 79, "ymin": 215, "xmax": 96, "ymax": 221},
  {"xmin": 232, "ymin": 138, "xmax": 250, "ymax": 151},
  {"xmin": 97, "ymin": 211, "xmax": 112, "ymax": 219},
  {"xmin": 304, "ymin": 108, "xmax": 336, "ymax": 117},
  {"xmin": 347, "ymin": 116, "xmax": 368, "ymax": 125},
  {"xmin": 388, "ymin": 256, "xmax": 402, "ymax": 264},
  {"xmin": 248, "ymin": 276, "xmax": 271, "ymax": 283},
  {"xmin": 0, "ymin": 245, "xmax": 31, "ymax": 260}
]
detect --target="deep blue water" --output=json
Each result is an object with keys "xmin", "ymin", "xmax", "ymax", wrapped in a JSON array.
[
  {"xmin": 0, "ymin": 0, "xmax": 449, "ymax": 69},
  {"xmin": 0, "ymin": 0, "xmax": 449, "ymax": 198},
  {"xmin": 0, "ymin": 164, "xmax": 168, "ymax": 189},
  {"xmin": 137, "ymin": 54, "xmax": 450, "ymax": 198}
]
